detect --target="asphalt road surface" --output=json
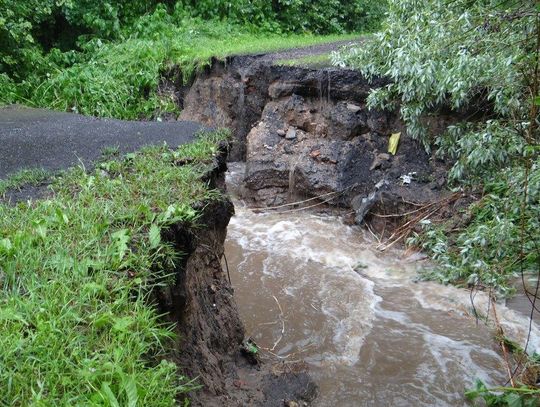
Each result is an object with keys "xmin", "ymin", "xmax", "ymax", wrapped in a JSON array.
[{"xmin": 0, "ymin": 105, "xmax": 204, "ymax": 179}]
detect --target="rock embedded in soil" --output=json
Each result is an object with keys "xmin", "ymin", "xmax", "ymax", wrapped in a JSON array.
[
  {"xmin": 177, "ymin": 50, "xmax": 454, "ymax": 225},
  {"xmin": 285, "ymin": 128, "xmax": 297, "ymax": 140}
]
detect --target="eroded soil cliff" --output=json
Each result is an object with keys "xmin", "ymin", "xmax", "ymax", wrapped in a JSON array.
[
  {"xmin": 158, "ymin": 147, "xmax": 317, "ymax": 406},
  {"xmin": 174, "ymin": 53, "xmax": 453, "ymax": 233}
]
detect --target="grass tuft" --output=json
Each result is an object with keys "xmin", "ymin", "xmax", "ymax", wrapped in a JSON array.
[
  {"xmin": 276, "ymin": 53, "xmax": 333, "ymax": 68},
  {"xmin": 0, "ymin": 169, "xmax": 53, "ymax": 196}
]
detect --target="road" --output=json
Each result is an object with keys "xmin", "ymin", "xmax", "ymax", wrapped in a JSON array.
[{"xmin": 0, "ymin": 105, "xmax": 203, "ymax": 179}]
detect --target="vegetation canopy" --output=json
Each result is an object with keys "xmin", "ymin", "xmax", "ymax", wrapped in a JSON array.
[
  {"xmin": 0, "ymin": 0, "xmax": 385, "ymax": 118},
  {"xmin": 334, "ymin": 0, "xmax": 539, "ymax": 295}
]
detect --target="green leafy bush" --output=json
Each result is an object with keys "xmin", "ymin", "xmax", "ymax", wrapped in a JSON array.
[
  {"xmin": 0, "ymin": 0, "xmax": 166, "ymax": 80},
  {"xmin": 336, "ymin": 3, "xmax": 539, "ymax": 401},
  {"xmin": 179, "ymin": 0, "xmax": 386, "ymax": 34},
  {"xmin": 334, "ymin": 0, "xmax": 539, "ymax": 294}
]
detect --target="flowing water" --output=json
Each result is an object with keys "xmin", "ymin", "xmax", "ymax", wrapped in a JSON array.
[{"xmin": 224, "ymin": 164, "xmax": 540, "ymax": 406}]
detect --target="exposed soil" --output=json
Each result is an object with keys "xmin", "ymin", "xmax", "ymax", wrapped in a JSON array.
[
  {"xmin": 174, "ymin": 45, "xmax": 457, "ymax": 238},
  {"xmin": 156, "ymin": 147, "xmax": 318, "ymax": 406}
]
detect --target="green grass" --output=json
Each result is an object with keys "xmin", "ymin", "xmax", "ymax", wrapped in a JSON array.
[
  {"xmin": 196, "ymin": 32, "xmax": 359, "ymax": 59},
  {"xmin": 13, "ymin": 17, "xmax": 359, "ymax": 120},
  {"xmin": 0, "ymin": 169, "xmax": 53, "ymax": 196},
  {"xmin": 0, "ymin": 129, "xmax": 229, "ymax": 405}
]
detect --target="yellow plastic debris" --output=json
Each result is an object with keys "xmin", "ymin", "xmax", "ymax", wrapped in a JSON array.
[{"xmin": 388, "ymin": 132, "xmax": 401, "ymax": 155}]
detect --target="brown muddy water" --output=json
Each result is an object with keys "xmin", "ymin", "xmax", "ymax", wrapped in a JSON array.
[{"xmin": 224, "ymin": 164, "xmax": 540, "ymax": 406}]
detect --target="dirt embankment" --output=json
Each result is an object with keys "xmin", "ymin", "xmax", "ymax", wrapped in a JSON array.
[
  {"xmin": 157, "ymin": 46, "xmax": 471, "ymax": 404},
  {"xmin": 159, "ymin": 146, "xmax": 317, "ymax": 406},
  {"xmin": 170, "ymin": 51, "xmax": 460, "ymax": 236}
]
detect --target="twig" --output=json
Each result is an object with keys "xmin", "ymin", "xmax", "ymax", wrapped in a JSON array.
[
  {"xmin": 199, "ymin": 243, "xmax": 232, "ymax": 286},
  {"xmin": 378, "ymin": 206, "xmax": 442, "ymax": 251},
  {"xmin": 370, "ymin": 201, "xmax": 438, "ymax": 218},
  {"xmin": 270, "ymin": 295, "xmax": 285, "ymax": 352},
  {"xmin": 491, "ymin": 295, "xmax": 517, "ymax": 388},
  {"xmin": 273, "ymin": 193, "xmax": 342, "ymax": 214},
  {"xmin": 222, "ymin": 251, "xmax": 232, "ymax": 287},
  {"xmin": 365, "ymin": 221, "xmax": 382, "ymax": 244},
  {"xmin": 259, "ymin": 344, "xmax": 316, "ymax": 360}
]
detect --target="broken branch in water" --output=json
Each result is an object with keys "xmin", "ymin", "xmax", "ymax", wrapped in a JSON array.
[{"xmin": 373, "ymin": 192, "xmax": 463, "ymax": 251}]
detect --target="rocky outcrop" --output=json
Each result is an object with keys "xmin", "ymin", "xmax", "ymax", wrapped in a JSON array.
[
  {"xmin": 178, "ymin": 56, "xmax": 449, "ymax": 223},
  {"xmin": 180, "ymin": 56, "xmax": 271, "ymax": 161}
]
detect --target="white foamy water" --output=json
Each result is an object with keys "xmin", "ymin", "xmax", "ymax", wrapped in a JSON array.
[{"xmin": 224, "ymin": 164, "xmax": 539, "ymax": 406}]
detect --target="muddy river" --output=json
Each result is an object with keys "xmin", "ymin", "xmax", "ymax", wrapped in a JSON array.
[{"xmin": 224, "ymin": 164, "xmax": 540, "ymax": 406}]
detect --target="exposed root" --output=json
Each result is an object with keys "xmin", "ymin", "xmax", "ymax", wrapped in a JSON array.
[{"xmin": 373, "ymin": 192, "xmax": 463, "ymax": 251}]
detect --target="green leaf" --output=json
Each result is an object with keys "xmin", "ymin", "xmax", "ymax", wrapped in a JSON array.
[
  {"xmin": 55, "ymin": 207, "xmax": 69, "ymax": 225},
  {"xmin": 93, "ymin": 313, "xmax": 113, "ymax": 329},
  {"xmin": 122, "ymin": 375, "xmax": 139, "ymax": 407},
  {"xmin": 100, "ymin": 382, "xmax": 121, "ymax": 407},
  {"xmin": 149, "ymin": 224, "xmax": 161, "ymax": 249},
  {"xmin": 0, "ymin": 238, "xmax": 13, "ymax": 255},
  {"xmin": 35, "ymin": 224, "xmax": 47, "ymax": 239},
  {"xmin": 111, "ymin": 229, "xmax": 130, "ymax": 261},
  {"xmin": 465, "ymin": 379, "xmax": 488, "ymax": 400},
  {"xmin": 83, "ymin": 282, "xmax": 107, "ymax": 298},
  {"xmin": 112, "ymin": 316, "xmax": 133, "ymax": 332},
  {"xmin": 505, "ymin": 393, "xmax": 523, "ymax": 407},
  {"xmin": 534, "ymin": 96, "xmax": 540, "ymax": 106}
]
